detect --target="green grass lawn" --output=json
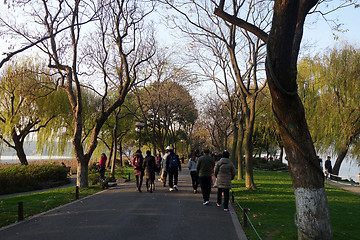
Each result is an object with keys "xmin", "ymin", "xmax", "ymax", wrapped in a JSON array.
[
  {"xmin": 231, "ymin": 171, "xmax": 360, "ymax": 240},
  {"xmin": 0, "ymin": 186, "xmax": 103, "ymax": 228}
]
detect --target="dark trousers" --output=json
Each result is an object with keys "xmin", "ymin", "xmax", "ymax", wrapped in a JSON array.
[
  {"xmin": 168, "ymin": 168, "xmax": 178, "ymax": 188},
  {"xmin": 161, "ymin": 171, "xmax": 167, "ymax": 187},
  {"xmin": 146, "ymin": 178, "xmax": 154, "ymax": 192},
  {"xmin": 99, "ymin": 166, "xmax": 105, "ymax": 179},
  {"xmin": 135, "ymin": 175, "xmax": 143, "ymax": 190},
  {"xmin": 217, "ymin": 188, "xmax": 230, "ymax": 209},
  {"xmin": 199, "ymin": 176, "xmax": 212, "ymax": 202},
  {"xmin": 190, "ymin": 171, "xmax": 199, "ymax": 191}
]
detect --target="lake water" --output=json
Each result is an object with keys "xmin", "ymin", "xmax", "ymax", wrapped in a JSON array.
[
  {"xmin": 1, "ymin": 143, "xmax": 359, "ymax": 183},
  {"xmin": 282, "ymin": 157, "xmax": 360, "ymax": 183}
]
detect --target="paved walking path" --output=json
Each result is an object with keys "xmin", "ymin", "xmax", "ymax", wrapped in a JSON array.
[
  {"xmin": 0, "ymin": 168, "xmax": 247, "ymax": 240},
  {"xmin": 327, "ymin": 179, "xmax": 360, "ymax": 195}
]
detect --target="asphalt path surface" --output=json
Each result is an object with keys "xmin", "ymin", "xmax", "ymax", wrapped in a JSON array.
[{"xmin": 0, "ymin": 168, "xmax": 247, "ymax": 240}]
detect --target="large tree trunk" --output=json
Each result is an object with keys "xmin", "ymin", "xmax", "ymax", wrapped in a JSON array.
[
  {"xmin": 237, "ymin": 119, "xmax": 244, "ymax": 180},
  {"xmin": 77, "ymin": 159, "xmax": 89, "ymax": 187},
  {"xmin": 111, "ymin": 112, "xmax": 119, "ymax": 178},
  {"xmin": 243, "ymin": 99, "xmax": 256, "ymax": 190},
  {"xmin": 231, "ymin": 123, "xmax": 238, "ymax": 165},
  {"xmin": 332, "ymin": 141, "xmax": 350, "ymax": 176},
  {"xmin": 266, "ymin": 1, "xmax": 332, "ymax": 238},
  {"xmin": 214, "ymin": 0, "xmax": 332, "ymax": 238},
  {"xmin": 14, "ymin": 142, "xmax": 28, "ymax": 166},
  {"xmin": 11, "ymin": 130, "xmax": 28, "ymax": 165}
]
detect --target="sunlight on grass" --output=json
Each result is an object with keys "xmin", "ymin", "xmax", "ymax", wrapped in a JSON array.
[{"xmin": 232, "ymin": 171, "xmax": 360, "ymax": 240}]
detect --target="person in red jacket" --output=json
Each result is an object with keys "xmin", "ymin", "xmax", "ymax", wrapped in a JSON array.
[{"xmin": 97, "ymin": 153, "xmax": 107, "ymax": 180}]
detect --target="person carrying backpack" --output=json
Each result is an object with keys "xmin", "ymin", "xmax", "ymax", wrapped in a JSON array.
[
  {"xmin": 166, "ymin": 148, "xmax": 181, "ymax": 191},
  {"xmin": 132, "ymin": 150, "xmax": 144, "ymax": 192}
]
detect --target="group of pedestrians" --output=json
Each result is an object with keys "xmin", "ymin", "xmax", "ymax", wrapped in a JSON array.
[
  {"xmin": 132, "ymin": 146, "xmax": 181, "ymax": 193},
  {"xmin": 130, "ymin": 146, "xmax": 236, "ymax": 212},
  {"xmin": 190, "ymin": 149, "xmax": 236, "ymax": 211}
]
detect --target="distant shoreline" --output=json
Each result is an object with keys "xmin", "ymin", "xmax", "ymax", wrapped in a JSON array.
[{"xmin": 0, "ymin": 155, "xmax": 74, "ymax": 164}]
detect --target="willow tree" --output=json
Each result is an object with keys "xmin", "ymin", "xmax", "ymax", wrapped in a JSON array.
[
  {"xmin": 0, "ymin": 0, "xmax": 156, "ymax": 187},
  {"xmin": 298, "ymin": 44, "xmax": 360, "ymax": 176},
  {"xmin": 0, "ymin": 59, "xmax": 57, "ymax": 165},
  {"xmin": 214, "ymin": 0, "xmax": 334, "ymax": 238}
]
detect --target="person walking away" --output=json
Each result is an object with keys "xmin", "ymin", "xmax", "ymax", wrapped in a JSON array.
[
  {"xmin": 325, "ymin": 156, "xmax": 333, "ymax": 180},
  {"xmin": 196, "ymin": 149, "xmax": 215, "ymax": 205},
  {"xmin": 188, "ymin": 151, "xmax": 199, "ymax": 193},
  {"xmin": 214, "ymin": 150, "xmax": 235, "ymax": 212},
  {"xmin": 97, "ymin": 153, "xmax": 107, "ymax": 180},
  {"xmin": 132, "ymin": 150, "xmax": 144, "ymax": 192},
  {"xmin": 143, "ymin": 150, "xmax": 156, "ymax": 193},
  {"xmin": 160, "ymin": 146, "xmax": 171, "ymax": 186},
  {"xmin": 155, "ymin": 153, "xmax": 162, "ymax": 176},
  {"xmin": 166, "ymin": 149, "xmax": 181, "ymax": 191}
]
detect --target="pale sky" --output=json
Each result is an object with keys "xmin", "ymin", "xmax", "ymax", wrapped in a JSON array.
[{"xmin": 302, "ymin": 4, "xmax": 360, "ymax": 55}]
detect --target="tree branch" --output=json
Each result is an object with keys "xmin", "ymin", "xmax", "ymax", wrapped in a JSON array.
[{"xmin": 214, "ymin": 0, "xmax": 268, "ymax": 42}]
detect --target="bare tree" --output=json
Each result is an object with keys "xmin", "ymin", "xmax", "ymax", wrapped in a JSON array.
[{"xmin": 161, "ymin": 0, "xmax": 269, "ymax": 187}]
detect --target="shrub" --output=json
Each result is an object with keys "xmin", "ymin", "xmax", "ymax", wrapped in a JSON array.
[
  {"xmin": 253, "ymin": 157, "xmax": 288, "ymax": 171},
  {"xmin": 0, "ymin": 163, "xmax": 68, "ymax": 194}
]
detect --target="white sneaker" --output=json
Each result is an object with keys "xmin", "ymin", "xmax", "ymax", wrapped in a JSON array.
[
  {"xmin": 203, "ymin": 201, "xmax": 210, "ymax": 205},
  {"xmin": 169, "ymin": 188, "xmax": 174, "ymax": 191},
  {"xmin": 174, "ymin": 185, "xmax": 178, "ymax": 191}
]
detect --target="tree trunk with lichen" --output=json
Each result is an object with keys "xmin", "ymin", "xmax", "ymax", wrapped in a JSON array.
[{"xmin": 266, "ymin": 0, "xmax": 332, "ymax": 238}]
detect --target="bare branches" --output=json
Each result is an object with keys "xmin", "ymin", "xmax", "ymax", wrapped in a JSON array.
[{"xmin": 214, "ymin": 0, "xmax": 268, "ymax": 42}]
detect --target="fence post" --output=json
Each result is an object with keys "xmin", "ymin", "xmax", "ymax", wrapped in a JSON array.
[
  {"xmin": 18, "ymin": 201, "xmax": 24, "ymax": 222},
  {"xmin": 76, "ymin": 186, "xmax": 79, "ymax": 199},
  {"xmin": 243, "ymin": 208, "xmax": 248, "ymax": 228},
  {"xmin": 128, "ymin": 172, "xmax": 131, "ymax": 181}
]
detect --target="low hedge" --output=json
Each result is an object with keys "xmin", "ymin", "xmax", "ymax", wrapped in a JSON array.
[
  {"xmin": 0, "ymin": 163, "xmax": 68, "ymax": 195},
  {"xmin": 253, "ymin": 157, "xmax": 288, "ymax": 171}
]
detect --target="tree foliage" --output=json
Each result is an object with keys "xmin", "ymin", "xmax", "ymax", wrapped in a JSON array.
[
  {"xmin": 298, "ymin": 43, "xmax": 360, "ymax": 174},
  {"xmin": 0, "ymin": 58, "xmax": 58, "ymax": 165},
  {"xmin": 136, "ymin": 80, "xmax": 198, "ymax": 153}
]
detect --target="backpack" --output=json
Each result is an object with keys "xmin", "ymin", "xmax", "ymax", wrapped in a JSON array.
[
  {"xmin": 155, "ymin": 157, "xmax": 162, "ymax": 170},
  {"xmin": 134, "ymin": 156, "xmax": 142, "ymax": 170},
  {"xmin": 169, "ymin": 155, "xmax": 178, "ymax": 169}
]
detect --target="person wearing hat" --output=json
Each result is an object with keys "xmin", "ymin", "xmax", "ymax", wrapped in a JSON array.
[{"xmin": 159, "ymin": 146, "xmax": 171, "ymax": 186}]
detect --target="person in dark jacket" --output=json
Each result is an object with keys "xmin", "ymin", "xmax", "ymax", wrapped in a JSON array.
[
  {"xmin": 166, "ymin": 148, "xmax": 181, "ymax": 191},
  {"xmin": 196, "ymin": 149, "xmax": 215, "ymax": 205},
  {"xmin": 214, "ymin": 150, "xmax": 236, "ymax": 212},
  {"xmin": 143, "ymin": 150, "xmax": 156, "ymax": 193},
  {"xmin": 325, "ymin": 156, "xmax": 333, "ymax": 180}
]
